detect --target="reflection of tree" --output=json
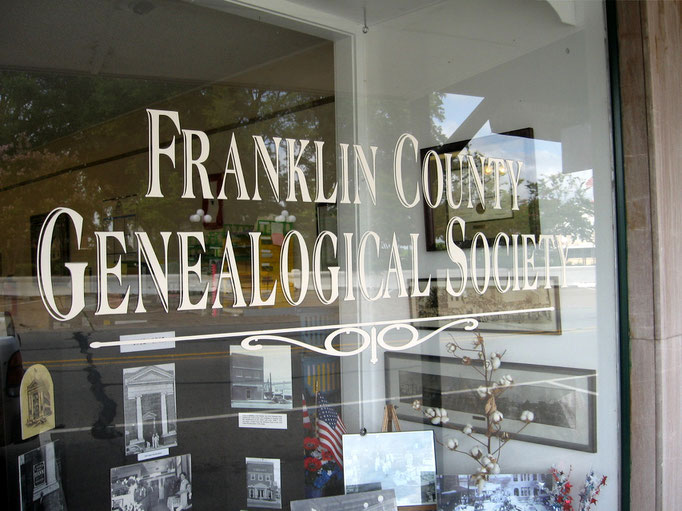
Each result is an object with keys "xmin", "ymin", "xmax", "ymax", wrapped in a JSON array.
[
  {"xmin": 531, "ymin": 173, "xmax": 594, "ymax": 242},
  {"xmin": 0, "ymin": 70, "xmax": 191, "ymax": 153},
  {"xmin": 0, "ymin": 68, "xmax": 337, "ymax": 277}
]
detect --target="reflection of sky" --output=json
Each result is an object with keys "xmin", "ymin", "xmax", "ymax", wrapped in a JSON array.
[
  {"xmin": 433, "ymin": 92, "xmax": 594, "ymax": 206},
  {"xmin": 434, "ymin": 93, "xmax": 484, "ymax": 138},
  {"xmin": 535, "ymin": 139, "xmax": 594, "ymax": 202}
]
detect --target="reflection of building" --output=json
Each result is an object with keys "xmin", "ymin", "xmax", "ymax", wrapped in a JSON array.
[
  {"xmin": 26, "ymin": 379, "xmax": 51, "ymax": 427},
  {"xmin": 231, "ymin": 353, "xmax": 264, "ymax": 401},
  {"xmin": 124, "ymin": 364, "xmax": 177, "ymax": 454},
  {"xmin": 247, "ymin": 460, "xmax": 279, "ymax": 505}
]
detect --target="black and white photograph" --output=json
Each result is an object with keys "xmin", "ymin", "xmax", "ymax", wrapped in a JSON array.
[
  {"xmin": 246, "ymin": 457, "xmax": 282, "ymax": 509},
  {"xmin": 18, "ymin": 441, "xmax": 67, "ymax": 511},
  {"xmin": 291, "ymin": 489, "xmax": 397, "ymax": 511},
  {"xmin": 343, "ymin": 431, "xmax": 437, "ymax": 507},
  {"xmin": 123, "ymin": 363, "xmax": 178, "ymax": 457},
  {"xmin": 409, "ymin": 278, "xmax": 561, "ymax": 335},
  {"xmin": 110, "ymin": 454, "xmax": 192, "ymax": 511},
  {"xmin": 230, "ymin": 345, "xmax": 293, "ymax": 410},
  {"xmin": 437, "ymin": 474, "xmax": 554, "ymax": 511},
  {"xmin": 385, "ymin": 352, "xmax": 597, "ymax": 452}
]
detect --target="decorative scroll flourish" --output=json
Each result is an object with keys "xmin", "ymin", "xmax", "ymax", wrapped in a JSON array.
[
  {"xmin": 241, "ymin": 318, "xmax": 479, "ymax": 364},
  {"xmin": 92, "ymin": 309, "xmax": 555, "ymax": 351}
]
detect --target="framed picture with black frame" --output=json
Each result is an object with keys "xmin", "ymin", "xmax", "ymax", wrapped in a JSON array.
[
  {"xmin": 421, "ymin": 128, "xmax": 538, "ymax": 251},
  {"xmin": 384, "ymin": 352, "xmax": 596, "ymax": 452}
]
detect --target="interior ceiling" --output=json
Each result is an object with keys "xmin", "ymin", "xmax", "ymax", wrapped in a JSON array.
[
  {"xmin": 283, "ymin": 0, "xmax": 445, "ymax": 27},
  {"xmin": 0, "ymin": 0, "xmax": 327, "ymax": 83}
]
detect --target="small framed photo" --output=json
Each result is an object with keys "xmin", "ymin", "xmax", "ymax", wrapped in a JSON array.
[
  {"xmin": 18, "ymin": 441, "xmax": 67, "ymax": 510},
  {"xmin": 437, "ymin": 474, "xmax": 555, "ymax": 511},
  {"xmin": 246, "ymin": 457, "xmax": 282, "ymax": 509},
  {"xmin": 123, "ymin": 363, "xmax": 178, "ymax": 457},
  {"xmin": 291, "ymin": 489, "xmax": 397, "ymax": 511},
  {"xmin": 385, "ymin": 352, "xmax": 597, "ymax": 452},
  {"xmin": 343, "ymin": 430, "xmax": 437, "ymax": 507},
  {"xmin": 230, "ymin": 345, "xmax": 293, "ymax": 410},
  {"xmin": 110, "ymin": 454, "xmax": 192, "ymax": 511}
]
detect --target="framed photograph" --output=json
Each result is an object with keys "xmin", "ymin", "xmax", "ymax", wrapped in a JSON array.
[
  {"xmin": 246, "ymin": 457, "xmax": 282, "ymax": 509},
  {"xmin": 420, "ymin": 128, "xmax": 537, "ymax": 251},
  {"xmin": 291, "ymin": 489, "xmax": 397, "ymax": 511},
  {"xmin": 385, "ymin": 352, "xmax": 596, "ymax": 452},
  {"xmin": 409, "ymin": 278, "xmax": 561, "ymax": 335},
  {"xmin": 230, "ymin": 345, "xmax": 293, "ymax": 410},
  {"xmin": 18, "ymin": 441, "xmax": 67, "ymax": 511},
  {"xmin": 437, "ymin": 474, "xmax": 555, "ymax": 511},
  {"xmin": 123, "ymin": 363, "xmax": 178, "ymax": 457},
  {"xmin": 110, "ymin": 454, "xmax": 191, "ymax": 511},
  {"xmin": 343, "ymin": 430, "xmax": 437, "ymax": 507}
]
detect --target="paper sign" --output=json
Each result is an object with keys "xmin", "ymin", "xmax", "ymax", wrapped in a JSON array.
[
  {"xmin": 120, "ymin": 331, "xmax": 175, "ymax": 353},
  {"xmin": 138, "ymin": 448, "xmax": 170, "ymax": 461},
  {"xmin": 238, "ymin": 413, "xmax": 288, "ymax": 430}
]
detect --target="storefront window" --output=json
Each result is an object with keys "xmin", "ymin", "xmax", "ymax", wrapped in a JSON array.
[{"xmin": 0, "ymin": 1, "xmax": 618, "ymax": 509}]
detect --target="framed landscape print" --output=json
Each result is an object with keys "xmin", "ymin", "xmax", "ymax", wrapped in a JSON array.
[
  {"xmin": 409, "ymin": 278, "xmax": 561, "ymax": 335},
  {"xmin": 385, "ymin": 352, "xmax": 596, "ymax": 452}
]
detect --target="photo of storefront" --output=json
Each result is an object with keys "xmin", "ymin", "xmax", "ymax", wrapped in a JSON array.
[{"xmin": 0, "ymin": 1, "xmax": 680, "ymax": 510}]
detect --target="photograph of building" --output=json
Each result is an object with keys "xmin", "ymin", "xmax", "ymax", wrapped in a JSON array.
[
  {"xmin": 230, "ymin": 346, "xmax": 292, "ymax": 410},
  {"xmin": 123, "ymin": 364, "xmax": 178, "ymax": 456},
  {"xmin": 246, "ymin": 457, "xmax": 281, "ymax": 509}
]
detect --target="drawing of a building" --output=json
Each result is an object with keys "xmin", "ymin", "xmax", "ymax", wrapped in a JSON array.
[{"xmin": 26, "ymin": 379, "xmax": 51, "ymax": 427}]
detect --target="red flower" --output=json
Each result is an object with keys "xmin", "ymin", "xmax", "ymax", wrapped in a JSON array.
[
  {"xmin": 320, "ymin": 450, "xmax": 333, "ymax": 462},
  {"xmin": 304, "ymin": 457, "xmax": 322, "ymax": 472},
  {"xmin": 303, "ymin": 437, "xmax": 320, "ymax": 451}
]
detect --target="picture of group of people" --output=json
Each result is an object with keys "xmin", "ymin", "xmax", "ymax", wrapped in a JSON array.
[{"xmin": 110, "ymin": 455, "xmax": 192, "ymax": 511}]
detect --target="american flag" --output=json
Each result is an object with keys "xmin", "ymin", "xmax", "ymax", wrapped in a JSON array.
[
  {"xmin": 317, "ymin": 394, "xmax": 346, "ymax": 467},
  {"xmin": 302, "ymin": 394, "xmax": 311, "ymax": 430}
]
